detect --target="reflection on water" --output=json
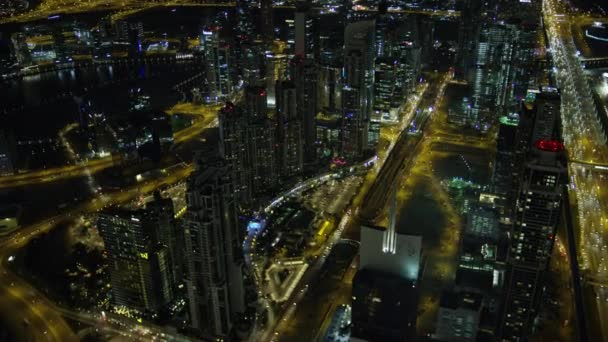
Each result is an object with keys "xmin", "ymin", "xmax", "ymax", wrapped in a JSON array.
[{"xmin": 1, "ymin": 62, "xmax": 204, "ymax": 139}]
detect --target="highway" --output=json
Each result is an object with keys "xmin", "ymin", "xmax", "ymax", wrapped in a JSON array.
[
  {"xmin": 2, "ymin": 0, "xmax": 460, "ymax": 25},
  {"xmin": 1, "ymin": 0, "xmax": 238, "ymax": 24},
  {"xmin": 543, "ymin": 0, "xmax": 608, "ymax": 340},
  {"xmin": 0, "ymin": 156, "xmax": 117, "ymax": 189},
  {"xmin": 0, "ymin": 102, "xmax": 217, "ymax": 190}
]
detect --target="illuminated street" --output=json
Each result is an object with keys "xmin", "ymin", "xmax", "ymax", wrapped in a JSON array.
[{"xmin": 543, "ymin": 0, "xmax": 608, "ymax": 340}]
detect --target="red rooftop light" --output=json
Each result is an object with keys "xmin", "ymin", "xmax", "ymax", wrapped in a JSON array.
[
  {"xmin": 224, "ymin": 101, "xmax": 235, "ymax": 112},
  {"xmin": 535, "ymin": 139, "xmax": 564, "ymax": 152}
]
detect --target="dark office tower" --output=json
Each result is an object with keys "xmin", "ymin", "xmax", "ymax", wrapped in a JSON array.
[
  {"xmin": 10, "ymin": 32, "xmax": 31, "ymax": 66},
  {"xmin": 295, "ymin": 0, "xmax": 315, "ymax": 59},
  {"xmin": 244, "ymin": 85, "xmax": 268, "ymax": 121},
  {"xmin": 456, "ymin": 0, "xmax": 482, "ymax": 80},
  {"xmin": 51, "ymin": 25, "xmax": 67, "ymax": 61},
  {"xmin": 530, "ymin": 88, "xmax": 560, "ymax": 144},
  {"xmin": 97, "ymin": 205, "xmax": 176, "ymax": 319},
  {"xmin": 351, "ymin": 269, "xmax": 418, "ymax": 341},
  {"xmin": 318, "ymin": 14, "xmax": 344, "ymax": 67},
  {"xmin": 375, "ymin": 2, "xmax": 389, "ymax": 58},
  {"xmin": 260, "ymin": 0, "xmax": 273, "ymax": 45},
  {"xmin": 276, "ymin": 80, "xmax": 303, "ymax": 178},
  {"xmin": 293, "ymin": 58, "xmax": 318, "ymax": 164},
  {"xmin": 342, "ymin": 20, "xmax": 375, "ymax": 160},
  {"xmin": 146, "ymin": 192, "xmax": 183, "ymax": 285},
  {"xmin": 492, "ymin": 113, "xmax": 519, "ymax": 197},
  {"xmin": 418, "ymin": 16, "xmax": 435, "ymax": 69},
  {"xmin": 183, "ymin": 156, "xmax": 245, "ymax": 339},
  {"xmin": 499, "ymin": 140, "xmax": 567, "ymax": 340}
]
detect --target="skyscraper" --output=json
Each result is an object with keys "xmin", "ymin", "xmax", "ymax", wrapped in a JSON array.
[
  {"xmin": 456, "ymin": 0, "xmax": 482, "ymax": 80},
  {"xmin": 260, "ymin": 0, "xmax": 273, "ymax": 45},
  {"xmin": 183, "ymin": 155, "xmax": 246, "ymax": 339},
  {"xmin": 342, "ymin": 20, "xmax": 375, "ymax": 160},
  {"xmin": 295, "ymin": 0, "xmax": 315, "ymax": 59},
  {"xmin": 218, "ymin": 90, "xmax": 277, "ymax": 207},
  {"xmin": 530, "ymin": 88, "xmax": 560, "ymax": 144},
  {"xmin": 201, "ymin": 27, "xmax": 232, "ymax": 102},
  {"xmin": 434, "ymin": 291, "xmax": 483, "ymax": 342},
  {"xmin": 373, "ymin": 57, "xmax": 397, "ymax": 121},
  {"xmin": 499, "ymin": 140, "xmax": 567, "ymax": 340},
  {"xmin": 219, "ymin": 102, "xmax": 253, "ymax": 205},
  {"xmin": 97, "ymin": 199, "xmax": 177, "ymax": 319},
  {"xmin": 244, "ymin": 86, "xmax": 278, "ymax": 192},
  {"xmin": 276, "ymin": 80, "xmax": 304, "ymax": 178},
  {"xmin": 493, "ymin": 113, "xmax": 520, "ymax": 197},
  {"xmin": 145, "ymin": 192, "xmax": 183, "ymax": 284},
  {"xmin": 393, "ymin": 20, "xmax": 421, "ymax": 101},
  {"xmin": 294, "ymin": 58, "xmax": 318, "ymax": 164}
]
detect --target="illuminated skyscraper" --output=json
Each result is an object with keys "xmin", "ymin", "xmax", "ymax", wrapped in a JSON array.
[
  {"xmin": 219, "ymin": 102, "xmax": 252, "ymax": 205},
  {"xmin": 183, "ymin": 156, "xmax": 245, "ymax": 339},
  {"xmin": 373, "ymin": 57, "xmax": 396, "ymax": 120},
  {"xmin": 218, "ymin": 89, "xmax": 277, "ymax": 207},
  {"xmin": 201, "ymin": 27, "xmax": 232, "ymax": 102},
  {"xmin": 393, "ymin": 20, "xmax": 421, "ymax": 99},
  {"xmin": 499, "ymin": 88, "xmax": 565, "ymax": 339},
  {"xmin": 499, "ymin": 140, "xmax": 566, "ymax": 340},
  {"xmin": 97, "ymin": 199, "xmax": 177, "ymax": 318}
]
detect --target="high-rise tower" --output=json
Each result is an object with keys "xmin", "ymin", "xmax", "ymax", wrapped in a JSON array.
[
  {"xmin": 276, "ymin": 80, "xmax": 303, "ymax": 177},
  {"xmin": 97, "ymin": 198, "xmax": 177, "ymax": 318},
  {"xmin": 183, "ymin": 155, "xmax": 246, "ymax": 339},
  {"xmin": 499, "ymin": 140, "xmax": 567, "ymax": 340},
  {"xmin": 342, "ymin": 20, "xmax": 375, "ymax": 160}
]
